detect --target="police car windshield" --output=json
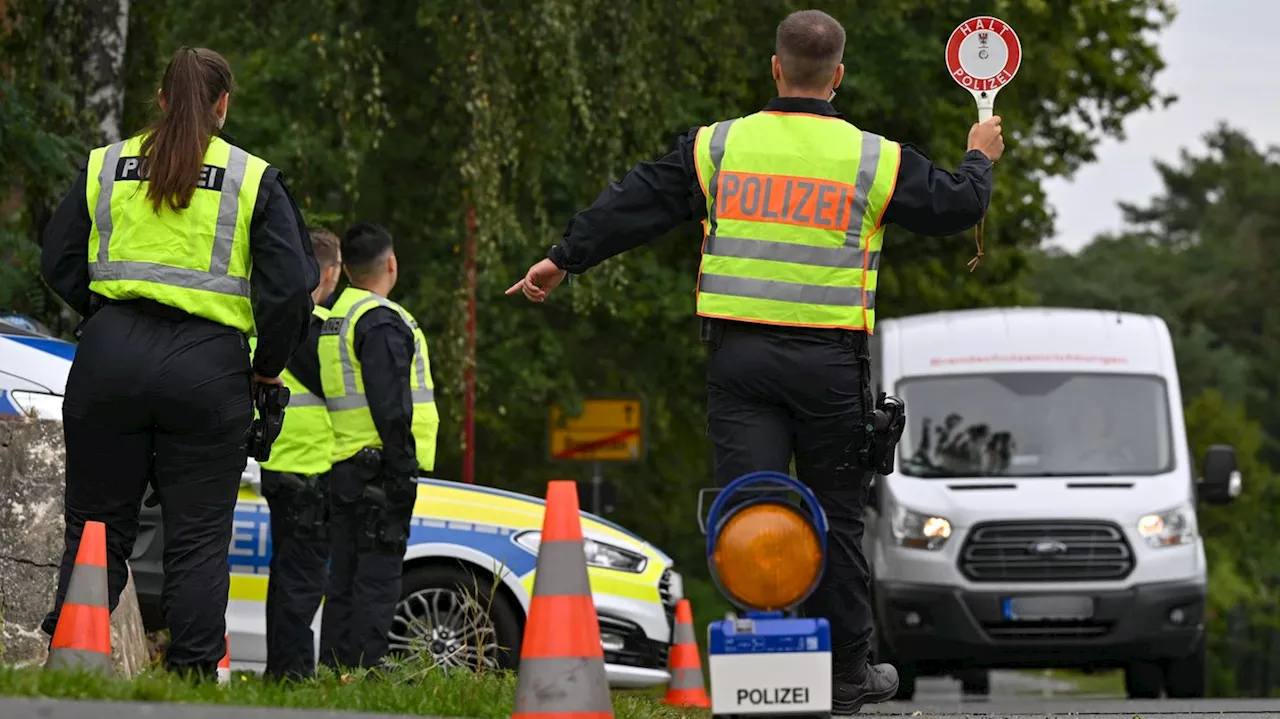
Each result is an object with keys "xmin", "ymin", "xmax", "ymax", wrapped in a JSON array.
[{"xmin": 896, "ymin": 372, "xmax": 1174, "ymax": 478}]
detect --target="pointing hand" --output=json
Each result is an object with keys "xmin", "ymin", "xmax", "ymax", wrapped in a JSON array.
[{"xmin": 505, "ymin": 258, "xmax": 567, "ymax": 303}]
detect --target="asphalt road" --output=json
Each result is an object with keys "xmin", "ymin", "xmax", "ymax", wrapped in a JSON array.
[{"xmin": 866, "ymin": 672, "xmax": 1280, "ymax": 717}]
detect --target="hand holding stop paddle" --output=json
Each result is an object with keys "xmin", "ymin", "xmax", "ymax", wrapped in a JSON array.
[
  {"xmin": 968, "ymin": 116, "xmax": 1004, "ymax": 163},
  {"xmin": 946, "ymin": 15, "xmax": 1020, "ymax": 270}
]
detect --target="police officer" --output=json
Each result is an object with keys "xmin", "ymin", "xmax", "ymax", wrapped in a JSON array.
[
  {"xmin": 251, "ymin": 227, "xmax": 343, "ymax": 682},
  {"xmin": 39, "ymin": 46, "xmax": 317, "ymax": 677},
  {"xmin": 317, "ymin": 221, "xmax": 439, "ymax": 670},
  {"xmin": 506, "ymin": 10, "xmax": 1003, "ymax": 714}
]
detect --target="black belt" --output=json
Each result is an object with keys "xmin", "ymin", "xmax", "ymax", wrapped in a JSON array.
[
  {"xmin": 700, "ymin": 316, "xmax": 868, "ymax": 351},
  {"xmin": 105, "ymin": 297, "xmax": 199, "ymax": 323}
]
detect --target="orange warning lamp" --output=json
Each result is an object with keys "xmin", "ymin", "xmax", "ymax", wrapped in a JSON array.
[{"xmin": 705, "ymin": 471, "xmax": 828, "ymax": 614}]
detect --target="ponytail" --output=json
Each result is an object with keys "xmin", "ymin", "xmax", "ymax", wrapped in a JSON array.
[{"xmin": 140, "ymin": 47, "xmax": 235, "ymax": 213}]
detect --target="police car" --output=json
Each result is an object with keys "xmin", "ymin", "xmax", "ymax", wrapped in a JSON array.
[
  {"xmin": 0, "ymin": 316, "xmax": 74, "ymax": 420},
  {"xmin": 130, "ymin": 463, "xmax": 681, "ymax": 687},
  {"xmin": 1, "ymin": 316, "xmax": 680, "ymax": 687}
]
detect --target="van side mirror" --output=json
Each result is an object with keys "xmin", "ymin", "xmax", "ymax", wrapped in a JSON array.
[{"xmin": 1198, "ymin": 444, "xmax": 1242, "ymax": 506}]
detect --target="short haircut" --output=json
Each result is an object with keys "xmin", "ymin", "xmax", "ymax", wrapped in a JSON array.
[
  {"xmin": 775, "ymin": 10, "xmax": 846, "ymax": 91},
  {"xmin": 308, "ymin": 227, "xmax": 341, "ymax": 270},
  {"xmin": 342, "ymin": 221, "xmax": 394, "ymax": 278}
]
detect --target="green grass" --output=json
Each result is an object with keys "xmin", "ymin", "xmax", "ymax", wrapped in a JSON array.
[{"xmin": 0, "ymin": 665, "xmax": 710, "ymax": 718}]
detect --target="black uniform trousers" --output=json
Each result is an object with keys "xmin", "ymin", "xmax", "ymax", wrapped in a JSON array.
[
  {"xmin": 261, "ymin": 469, "xmax": 330, "ymax": 681},
  {"xmin": 318, "ymin": 458, "xmax": 415, "ymax": 670},
  {"xmin": 704, "ymin": 318, "xmax": 876, "ymax": 681},
  {"xmin": 41, "ymin": 301, "xmax": 251, "ymax": 676}
]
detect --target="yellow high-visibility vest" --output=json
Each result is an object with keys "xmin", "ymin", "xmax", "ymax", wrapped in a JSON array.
[
  {"xmin": 318, "ymin": 287, "xmax": 439, "ymax": 472},
  {"xmin": 692, "ymin": 112, "xmax": 901, "ymax": 333},
  {"xmin": 85, "ymin": 134, "xmax": 269, "ymax": 334},
  {"xmin": 250, "ymin": 305, "xmax": 335, "ymax": 477}
]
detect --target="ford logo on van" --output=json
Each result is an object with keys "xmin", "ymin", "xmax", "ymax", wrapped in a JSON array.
[{"xmin": 1028, "ymin": 540, "xmax": 1069, "ymax": 556}]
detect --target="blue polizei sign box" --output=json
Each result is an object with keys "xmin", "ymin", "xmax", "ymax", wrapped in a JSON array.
[{"xmin": 708, "ymin": 612, "xmax": 832, "ymax": 716}]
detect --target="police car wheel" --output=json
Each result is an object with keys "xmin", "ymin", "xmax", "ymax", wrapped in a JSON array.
[{"xmin": 387, "ymin": 564, "xmax": 522, "ymax": 672}]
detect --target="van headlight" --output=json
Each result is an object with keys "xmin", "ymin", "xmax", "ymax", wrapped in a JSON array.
[
  {"xmin": 514, "ymin": 530, "xmax": 648, "ymax": 573},
  {"xmin": 1137, "ymin": 507, "xmax": 1196, "ymax": 548},
  {"xmin": 890, "ymin": 502, "xmax": 952, "ymax": 551}
]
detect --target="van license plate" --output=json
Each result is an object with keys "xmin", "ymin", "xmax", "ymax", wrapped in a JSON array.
[{"xmin": 1003, "ymin": 596, "xmax": 1094, "ymax": 621}]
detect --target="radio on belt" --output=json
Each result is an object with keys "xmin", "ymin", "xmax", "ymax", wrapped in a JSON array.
[{"xmin": 698, "ymin": 471, "xmax": 832, "ymax": 718}]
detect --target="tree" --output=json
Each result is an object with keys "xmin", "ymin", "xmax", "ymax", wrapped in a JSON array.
[
  {"xmin": 1027, "ymin": 125, "xmax": 1280, "ymax": 696},
  {"xmin": 1029, "ymin": 125, "xmax": 1280, "ymax": 463},
  {"xmin": 16, "ymin": 0, "xmax": 1177, "ymax": 574},
  {"xmin": 1, "ymin": 0, "xmax": 110, "ymax": 335}
]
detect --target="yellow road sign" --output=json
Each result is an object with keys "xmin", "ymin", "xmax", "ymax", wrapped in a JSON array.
[{"xmin": 548, "ymin": 398, "xmax": 644, "ymax": 462}]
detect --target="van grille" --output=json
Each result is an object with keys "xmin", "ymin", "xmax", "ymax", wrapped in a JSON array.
[{"xmin": 959, "ymin": 521, "xmax": 1134, "ymax": 582}]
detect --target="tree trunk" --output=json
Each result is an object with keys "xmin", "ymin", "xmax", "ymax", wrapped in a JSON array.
[{"xmin": 82, "ymin": 0, "xmax": 130, "ymax": 144}]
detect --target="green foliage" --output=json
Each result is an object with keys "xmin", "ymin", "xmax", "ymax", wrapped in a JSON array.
[
  {"xmin": 14, "ymin": 0, "xmax": 1173, "ymax": 586},
  {"xmin": 0, "ymin": 1, "xmax": 103, "ymax": 336},
  {"xmin": 1027, "ymin": 125, "xmax": 1280, "ymax": 696}
]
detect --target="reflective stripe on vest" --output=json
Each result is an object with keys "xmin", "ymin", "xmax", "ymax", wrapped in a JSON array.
[
  {"xmin": 85, "ymin": 134, "xmax": 268, "ymax": 333},
  {"xmin": 692, "ymin": 112, "xmax": 901, "ymax": 333},
  {"xmin": 319, "ymin": 287, "xmax": 439, "ymax": 472},
  {"xmin": 251, "ymin": 305, "xmax": 334, "ymax": 476}
]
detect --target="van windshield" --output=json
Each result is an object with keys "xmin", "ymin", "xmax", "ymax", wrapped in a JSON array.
[{"xmin": 896, "ymin": 373, "xmax": 1174, "ymax": 478}]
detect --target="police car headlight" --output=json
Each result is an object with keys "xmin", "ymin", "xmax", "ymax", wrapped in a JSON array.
[
  {"xmin": 890, "ymin": 501, "xmax": 952, "ymax": 551},
  {"xmin": 7, "ymin": 391, "xmax": 64, "ymax": 421},
  {"xmin": 514, "ymin": 530, "xmax": 648, "ymax": 573},
  {"xmin": 1137, "ymin": 506, "xmax": 1196, "ymax": 548}
]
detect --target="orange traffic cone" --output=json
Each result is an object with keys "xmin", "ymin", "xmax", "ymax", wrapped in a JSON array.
[
  {"xmin": 663, "ymin": 599, "xmax": 711, "ymax": 707},
  {"xmin": 45, "ymin": 520, "xmax": 112, "ymax": 674},
  {"xmin": 512, "ymin": 480, "xmax": 614, "ymax": 719},
  {"xmin": 217, "ymin": 634, "xmax": 231, "ymax": 684}
]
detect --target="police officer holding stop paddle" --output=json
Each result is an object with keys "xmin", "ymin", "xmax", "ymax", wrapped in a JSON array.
[{"xmin": 507, "ymin": 9, "xmax": 1003, "ymax": 714}]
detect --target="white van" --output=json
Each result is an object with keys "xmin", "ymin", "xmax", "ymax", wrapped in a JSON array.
[{"xmin": 865, "ymin": 307, "xmax": 1240, "ymax": 700}]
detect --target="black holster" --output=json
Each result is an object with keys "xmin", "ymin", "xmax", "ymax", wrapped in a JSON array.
[
  {"xmin": 699, "ymin": 317, "xmax": 725, "ymax": 349},
  {"xmin": 352, "ymin": 448, "xmax": 414, "ymax": 555},
  {"xmin": 246, "ymin": 385, "xmax": 291, "ymax": 462},
  {"xmin": 861, "ymin": 393, "xmax": 907, "ymax": 475},
  {"xmin": 73, "ymin": 293, "xmax": 107, "ymax": 340},
  {"xmin": 262, "ymin": 471, "xmax": 329, "ymax": 542}
]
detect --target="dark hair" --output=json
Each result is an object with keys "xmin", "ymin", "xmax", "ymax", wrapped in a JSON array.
[
  {"xmin": 309, "ymin": 227, "xmax": 342, "ymax": 270},
  {"xmin": 140, "ymin": 47, "xmax": 235, "ymax": 213},
  {"xmin": 775, "ymin": 10, "xmax": 846, "ymax": 91},
  {"xmin": 342, "ymin": 221, "xmax": 394, "ymax": 278}
]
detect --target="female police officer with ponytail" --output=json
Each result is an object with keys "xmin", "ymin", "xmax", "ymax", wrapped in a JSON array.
[{"xmin": 40, "ymin": 46, "xmax": 317, "ymax": 678}]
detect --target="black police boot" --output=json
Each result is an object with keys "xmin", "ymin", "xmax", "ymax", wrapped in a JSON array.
[{"xmin": 832, "ymin": 662, "xmax": 899, "ymax": 715}]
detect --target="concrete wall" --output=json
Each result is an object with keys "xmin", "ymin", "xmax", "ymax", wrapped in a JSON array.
[{"xmin": 0, "ymin": 418, "xmax": 149, "ymax": 674}]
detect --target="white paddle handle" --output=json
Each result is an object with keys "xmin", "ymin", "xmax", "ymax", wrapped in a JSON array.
[{"xmin": 973, "ymin": 89, "xmax": 997, "ymax": 123}]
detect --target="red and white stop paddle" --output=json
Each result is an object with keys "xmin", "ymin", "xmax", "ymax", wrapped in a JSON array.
[{"xmin": 945, "ymin": 16, "xmax": 1022, "ymax": 122}]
